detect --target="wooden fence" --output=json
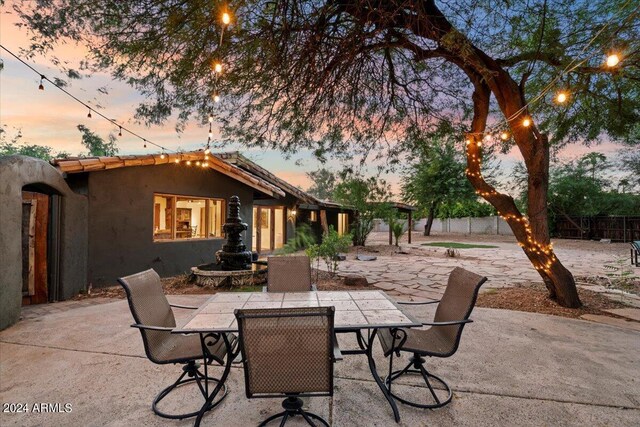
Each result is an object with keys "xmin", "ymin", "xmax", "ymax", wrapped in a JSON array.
[{"xmin": 554, "ymin": 216, "xmax": 640, "ymax": 242}]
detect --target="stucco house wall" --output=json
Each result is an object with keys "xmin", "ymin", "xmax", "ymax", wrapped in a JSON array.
[
  {"xmin": 81, "ymin": 163, "xmax": 256, "ymax": 287},
  {"xmin": 0, "ymin": 156, "xmax": 88, "ymax": 330}
]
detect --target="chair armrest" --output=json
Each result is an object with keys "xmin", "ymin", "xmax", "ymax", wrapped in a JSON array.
[
  {"xmin": 130, "ymin": 323, "xmax": 174, "ymax": 332},
  {"xmin": 397, "ymin": 299, "xmax": 440, "ymax": 305},
  {"xmin": 421, "ymin": 319, "xmax": 473, "ymax": 327},
  {"xmin": 169, "ymin": 303, "xmax": 198, "ymax": 310}
]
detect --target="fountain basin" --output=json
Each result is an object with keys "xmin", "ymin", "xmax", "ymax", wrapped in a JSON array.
[{"xmin": 191, "ymin": 262, "xmax": 267, "ymax": 288}]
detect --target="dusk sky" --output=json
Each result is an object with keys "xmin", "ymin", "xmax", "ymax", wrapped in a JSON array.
[{"xmin": 0, "ymin": 4, "xmax": 625, "ymax": 196}]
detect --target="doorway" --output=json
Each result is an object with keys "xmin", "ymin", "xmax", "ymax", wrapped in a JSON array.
[
  {"xmin": 252, "ymin": 206, "xmax": 286, "ymax": 253},
  {"xmin": 21, "ymin": 191, "xmax": 50, "ymax": 305}
]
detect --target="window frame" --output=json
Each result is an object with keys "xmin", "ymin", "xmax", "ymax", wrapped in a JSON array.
[{"xmin": 153, "ymin": 193, "xmax": 226, "ymax": 242}]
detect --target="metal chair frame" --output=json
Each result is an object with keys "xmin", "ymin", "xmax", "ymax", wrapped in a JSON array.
[
  {"xmin": 382, "ymin": 268, "xmax": 486, "ymax": 410},
  {"xmin": 235, "ymin": 307, "xmax": 336, "ymax": 427},
  {"xmin": 119, "ymin": 270, "xmax": 230, "ymax": 420}
]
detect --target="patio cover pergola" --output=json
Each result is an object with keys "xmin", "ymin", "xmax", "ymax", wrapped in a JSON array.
[{"xmin": 388, "ymin": 202, "xmax": 417, "ymax": 245}]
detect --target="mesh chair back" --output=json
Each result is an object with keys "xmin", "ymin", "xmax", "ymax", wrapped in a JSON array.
[
  {"xmin": 118, "ymin": 269, "xmax": 176, "ymax": 363},
  {"xmin": 433, "ymin": 267, "xmax": 487, "ymax": 354},
  {"xmin": 235, "ymin": 307, "xmax": 334, "ymax": 397},
  {"xmin": 267, "ymin": 255, "xmax": 312, "ymax": 292}
]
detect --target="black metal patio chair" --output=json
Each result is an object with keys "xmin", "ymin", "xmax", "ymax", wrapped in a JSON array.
[
  {"xmin": 235, "ymin": 306, "xmax": 337, "ymax": 426},
  {"xmin": 378, "ymin": 267, "xmax": 487, "ymax": 409},
  {"xmin": 118, "ymin": 268, "xmax": 236, "ymax": 419}
]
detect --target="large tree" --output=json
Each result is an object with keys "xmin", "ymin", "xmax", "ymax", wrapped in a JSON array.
[{"xmin": 12, "ymin": 0, "xmax": 640, "ymax": 306}]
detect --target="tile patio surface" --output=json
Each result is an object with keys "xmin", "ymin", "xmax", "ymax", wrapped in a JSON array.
[
  {"xmin": 1, "ymin": 295, "xmax": 639, "ymax": 426},
  {"xmin": 331, "ymin": 233, "xmax": 640, "ymax": 307}
]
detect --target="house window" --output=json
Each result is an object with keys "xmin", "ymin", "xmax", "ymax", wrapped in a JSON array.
[
  {"xmin": 310, "ymin": 211, "xmax": 318, "ymax": 222},
  {"xmin": 153, "ymin": 194, "xmax": 225, "ymax": 241},
  {"xmin": 338, "ymin": 213, "xmax": 349, "ymax": 236}
]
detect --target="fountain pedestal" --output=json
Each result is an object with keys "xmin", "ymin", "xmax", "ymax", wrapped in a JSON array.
[{"xmin": 191, "ymin": 196, "xmax": 266, "ymax": 288}]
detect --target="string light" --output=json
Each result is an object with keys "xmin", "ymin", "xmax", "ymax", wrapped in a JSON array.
[
  {"xmin": 222, "ymin": 12, "xmax": 231, "ymax": 25},
  {"xmin": 196, "ymin": 161, "xmax": 201, "ymax": 166},
  {"xmin": 174, "ymin": 158, "xmax": 180, "ymax": 164},
  {"xmin": 143, "ymin": 139, "xmax": 147, "ymax": 148},
  {"xmin": 606, "ymin": 53, "xmax": 620, "ymax": 67},
  {"xmin": 186, "ymin": 160, "xmax": 192, "ymax": 166},
  {"xmin": 160, "ymin": 152, "xmax": 166, "ymax": 159},
  {"xmin": 500, "ymin": 132, "xmax": 509, "ymax": 140},
  {"xmin": 213, "ymin": 62, "xmax": 223, "ymax": 73},
  {"xmin": 204, "ymin": 147, "xmax": 211, "ymax": 155},
  {"xmin": 555, "ymin": 91, "xmax": 568, "ymax": 104},
  {"xmin": 522, "ymin": 118, "xmax": 531, "ymax": 127},
  {"xmin": 208, "ymin": 114, "xmax": 213, "ymax": 123},
  {"xmin": 0, "ymin": 44, "xmax": 175, "ymax": 156},
  {"xmin": 213, "ymin": 94, "xmax": 221, "ymax": 103}
]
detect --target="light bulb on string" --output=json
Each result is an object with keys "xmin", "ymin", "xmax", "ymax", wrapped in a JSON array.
[
  {"xmin": 213, "ymin": 62, "xmax": 223, "ymax": 73},
  {"xmin": 222, "ymin": 12, "xmax": 231, "ymax": 25},
  {"xmin": 606, "ymin": 53, "xmax": 620, "ymax": 67},
  {"xmin": 160, "ymin": 152, "xmax": 166, "ymax": 159},
  {"xmin": 213, "ymin": 94, "xmax": 221, "ymax": 103},
  {"xmin": 208, "ymin": 114, "xmax": 213, "ymax": 123},
  {"xmin": 174, "ymin": 158, "xmax": 180, "ymax": 164},
  {"xmin": 555, "ymin": 91, "xmax": 568, "ymax": 104},
  {"xmin": 522, "ymin": 117, "xmax": 531, "ymax": 127},
  {"xmin": 186, "ymin": 160, "xmax": 192, "ymax": 166},
  {"xmin": 87, "ymin": 109, "xmax": 92, "ymax": 118},
  {"xmin": 500, "ymin": 132, "xmax": 509, "ymax": 140},
  {"xmin": 196, "ymin": 161, "xmax": 201, "ymax": 166},
  {"xmin": 118, "ymin": 126, "xmax": 122, "ymax": 137},
  {"xmin": 143, "ymin": 139, "xmax": 147, "ymax": 148},
  {"xmin": 204, "ymin": 147, "xmax": 211, "ymax": 155},
  {"xmin": 38, "ymin": 75, "xmax": 45, "ymax": 90}
]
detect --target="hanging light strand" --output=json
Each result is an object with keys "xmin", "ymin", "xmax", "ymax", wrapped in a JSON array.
[
  {"xmin": 0, "ymin": 44, "xmax": 176, "ymax": 154},
  {"xmin": 468, "ymin": 0, "xmax": 637, "ymax": 141}
]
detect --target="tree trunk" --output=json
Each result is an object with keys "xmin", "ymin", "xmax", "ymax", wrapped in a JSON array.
[
  {"xmin": 424, "ymin": 203, "xmax": 436, "ymax": 236},
  {"xmin": 346, "ymin": 0, "xmax": 582, "ymax": 308},
  {"xmin": 463, "ymin": 82, "xmax": 581, "ymax": 308}
]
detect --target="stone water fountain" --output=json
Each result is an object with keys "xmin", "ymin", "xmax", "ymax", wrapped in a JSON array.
[{"xmin": 191, "ymin": 196, "xmax": 266, "ymax": 287}]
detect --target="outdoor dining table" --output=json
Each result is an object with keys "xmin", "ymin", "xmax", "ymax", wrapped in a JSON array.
[{"xmin": 172, "ymin": 289, "xmax": 422, "ymax": 426}]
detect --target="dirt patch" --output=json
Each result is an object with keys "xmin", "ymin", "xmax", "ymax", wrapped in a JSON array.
[
  {"xmin": 477, "ymin": 282, "xmax": 630, "ymax": 319},
  {"xmin": 73, "ymin": 269, "xmax": 365, "ymax": 301}
]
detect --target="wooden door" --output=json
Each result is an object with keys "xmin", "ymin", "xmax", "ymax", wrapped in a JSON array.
[{"xmin": 22, "ymin": 191, "xmax": 49, "ymax": 305}]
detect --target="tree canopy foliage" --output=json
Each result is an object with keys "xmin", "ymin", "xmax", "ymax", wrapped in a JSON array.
[
  {"xmin": 0, "ymin": 126, "xmax": 69, "ymax": 160},
  {"xmin": 76, "ymin": 125, "xmax": 118, "ymax": 157},
  {"xmin": 306, "ymin": 168, "xmax": 337, "ymax": 200},
  {"xmin": 12, "ymin": 0, "xmax": 639, "ymax": 158},
  {"xmin": 332, "ymin": 169, "xmax": 392, "ymax": 245},
  {"xmin": 512, "ymin": 152, "xmax": 640, "ymax": 220}
]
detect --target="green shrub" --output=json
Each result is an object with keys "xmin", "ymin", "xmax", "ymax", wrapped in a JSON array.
[
  {"xmin": 306, "ymin": 226, "xmax": 351, "ymax": 277},
  {"xmin": 276, "ymin": 223, "xmax": 316, "ymax": 255}
]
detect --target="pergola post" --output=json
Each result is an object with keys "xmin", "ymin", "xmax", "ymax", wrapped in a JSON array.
[
  {"xmin": 408, "ymin": 211, "xmax": 412, "ymax": 244},
  {"xmin": 389, "ymin": 220, "xmax": 392, "ymax": 245}
]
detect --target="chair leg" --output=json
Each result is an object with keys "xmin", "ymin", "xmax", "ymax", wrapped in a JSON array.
[
  {"xmin": 258, "ymin": 396, "xmax": 329, "ymax": 427},
  {"xmin": 384, "ymin": 354, "xmax": 453, "ymax": 409},
  {"xmin": 152, "ymin": 361, "xmax": 228, "ymax": 419}
]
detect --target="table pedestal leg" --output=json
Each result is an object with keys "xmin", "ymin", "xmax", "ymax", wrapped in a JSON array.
[
  {"xmin": 366, "ymin": 328, "xmax": 400, "ymax": 422},
  {"xmin": 194, "ymin": 333, "xmax": 236, "ymax": 427}
]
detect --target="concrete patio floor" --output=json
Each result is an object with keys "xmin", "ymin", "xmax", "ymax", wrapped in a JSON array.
[{"xmin": 1, "ymin": 295, "xmax": 639, "ymax": 426}]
